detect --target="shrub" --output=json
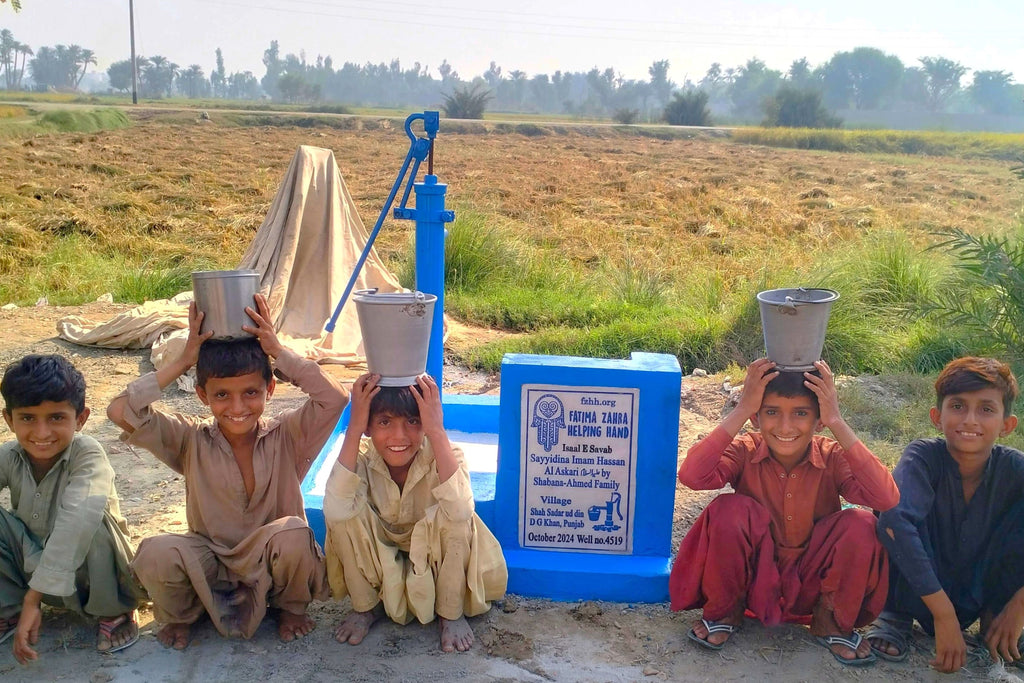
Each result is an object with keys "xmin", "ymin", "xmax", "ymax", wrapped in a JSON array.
[
  {"xmin": 762, "ymin": 87, "xmax": 842, "ymax": 128},
  {"xmin": 442, "ymin": 83, "xmax": 492, "ymax": 120},
  {"xmin": 612, "ymin": 108, "xmax": 639, "ymax": 124},
  {"xmin": 663, "ymin": 91, "xmax": 711, "ymax": 126}
]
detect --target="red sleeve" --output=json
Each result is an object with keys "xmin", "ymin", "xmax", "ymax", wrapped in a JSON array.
[
  {"xmin": 832, "ymin": 440, "xmax": 900, "ymax": 511},
  {"xmin": 678, "ymin": 425, "xmax": 745, "ymax": 491}
]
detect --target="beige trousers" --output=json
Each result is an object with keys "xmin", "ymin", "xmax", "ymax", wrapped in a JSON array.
[
  {"xmin": 325, "ymin": 505, "xmax": 507, "ymax": 624},
  {"xmin": 131, "ymin": 515, "xmax": 328, "ymax": 638}
]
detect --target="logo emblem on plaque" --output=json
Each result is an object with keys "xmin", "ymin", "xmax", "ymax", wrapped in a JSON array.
[{"xmin": 531, "ymin": 393, "xmax": 566, "ymax": 452}]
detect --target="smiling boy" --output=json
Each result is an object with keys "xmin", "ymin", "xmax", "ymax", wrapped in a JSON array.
[
  {"xmin": 0, "ymin": 355, "xmax": 142, "ymax": 664},
  {"xmin": 323, "ymin": 373, "xmax": 507, "ymax": 652},
  {"xmin": 670, "ymin": 358, "xmax": 899, "ymax": 667},
  {"xmin": 869, "ymin": 357, "xmax": 1024, "ymax": 673},
  {"xmin": 107, "ymin": 295, "xmax": 346, "ymax": 649}
]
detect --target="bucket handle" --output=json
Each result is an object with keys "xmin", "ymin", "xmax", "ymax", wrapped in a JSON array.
[{"xmin": 776, "ymin": 287, "xmax": 809, "ymax": 315}]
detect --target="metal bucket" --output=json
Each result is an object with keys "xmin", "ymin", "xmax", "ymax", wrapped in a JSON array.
[
  {"xmin": 756, "ymin": 287, "xmax": 839, "ymax": 371},
  {"xmin": 191, "ymin": 270, "xmax": 260, "ymax": 340},
  {"xmin": 353, "ymin": 289, "xmax": 437, "ymax": 386}
]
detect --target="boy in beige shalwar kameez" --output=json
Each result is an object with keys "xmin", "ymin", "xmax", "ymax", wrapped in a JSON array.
[
  {"xmin": 108, "ymin": 295, "xmax": 347, "ymax": 649},
  {"xmin": 324, "ymin": 373, "xmax": 507, "ymax": 652}
]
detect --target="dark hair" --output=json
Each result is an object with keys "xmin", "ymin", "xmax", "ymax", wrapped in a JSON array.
[
  {"xmin": 1, "ymin": 354, "xmax": 87, "ymax": 414},
  {"xmin": 368, "ymin": 386, "xmax": 420, "ymax": 421},
  {"xmin": 763, "ymin": 370, "xmax": 820, "ymax": 413},
  {"xmin": 196, "ymin": 339, "xmax": 272, "ymax": 388},
  {"xmin": 935, "ymin": 356, "xmax": 1018, "ymax": 416}
]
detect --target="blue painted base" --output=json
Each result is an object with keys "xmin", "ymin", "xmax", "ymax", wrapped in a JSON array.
[{"xmin": 503, "ymin": 549, "xmax": 671, "ymax": 602}]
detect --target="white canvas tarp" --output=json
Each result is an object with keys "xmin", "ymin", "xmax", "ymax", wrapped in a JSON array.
[{"xmin": 58, "ymin": 145, "xmax": 402, "ymax": 381}]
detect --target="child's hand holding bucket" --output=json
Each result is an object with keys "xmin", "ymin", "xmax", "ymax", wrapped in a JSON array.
[
  {"xmin": 182, "ymin": 302, "xmax": 215, "ymax": 368},
  {"xmin": 349, "ymin": 373, "xmax": 381, "ymax": 434},
  {"xmin": 242, "ymin": 293, "xmax": 284, "ymax": 359},
  {"xmin": 411, "ymin": 375, "xmax": 445, "ymax": 439}
]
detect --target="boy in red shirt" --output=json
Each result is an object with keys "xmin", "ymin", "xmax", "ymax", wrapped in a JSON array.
[{"xmin": 670, "ymin": 358, "xmax": 899, "ymax": 666}]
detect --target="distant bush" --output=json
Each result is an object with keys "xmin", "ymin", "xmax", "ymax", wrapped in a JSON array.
[
  {"xmin": 663, "ymin": 91, "xmax": 711, "ymax": 126},
  {"xmin": 612, "ymin": 108, "xmax": 639, "ymax": 124},
  {"xmin": 442, "ymin": 83, "xmax": 492, "ymax": 120},
  {"xmin": 762, "ymin": 87, "xmax": 842, "ymax": 128},
  {"xmin": 309, "ymin": 103, "xmax": 352, "ymax": 115}
]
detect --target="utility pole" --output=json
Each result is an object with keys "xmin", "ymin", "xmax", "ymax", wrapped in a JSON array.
[{"xmin": 129, "ymin": 0, "xmax": 138, "ymax": 104}]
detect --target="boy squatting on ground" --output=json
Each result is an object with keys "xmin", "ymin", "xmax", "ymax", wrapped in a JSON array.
[
  {"xmin": 867, "ymin": 357, "xmax": 1024, "ymax": 673},
  {"xmin": 670, "ymin": 358, "xmax": 900, "ymax": 667},
  {"xmin": 0, "ymin": 355, "xmax": 144, "ymax": 664},
  {"xmin": 323, "ymin": 373, "xmax": 508, "ymax": 652},
  {"xmin": 107, "ymin": 295, "xmax": 347, "ymax": 649}
]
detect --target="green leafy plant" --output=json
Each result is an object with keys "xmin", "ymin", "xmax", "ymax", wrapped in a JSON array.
[
  {"xmin": 762, "ymin": 86, "xmax": 842, "ymax": 128},
  {"xmin": 663, "ymin": 90, "xmax": 711, "ymax": 126},
  {"xmin": 441, "ymin": 83, "xmax": 492, "ymax": 120},
  {"xmin": 922, "ymin": 227, "xmax": 1024, "ymax": 367}
]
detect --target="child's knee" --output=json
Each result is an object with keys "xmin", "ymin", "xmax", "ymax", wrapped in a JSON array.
[
  {"xmin": 703, "ymin": 493, "xmax": 769, "ymax": 535},
  {"xmin": 132, "ymin": 535, "xmax": 190, "ymax": 583},
  {"xmin": 834, "ymin": 507, "xmax": 878, "ymax": 542}
]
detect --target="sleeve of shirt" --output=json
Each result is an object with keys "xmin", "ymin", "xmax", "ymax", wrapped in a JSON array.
[
  {"xmin": 322, "ymin": 442, "xmax": 369, "ymax": 523},
  {"xmin": 431, "ymin": 445, "xmax": 475, "ymax": 522},
  {"xmin": 274, "ymin": 349, "xmax": 349, "ymax": 479},
  {"xmin": 117, "ymin": 372, "xmax": 196, "ymax": 474},
  {"xmin": 29, "ymin": 437, "xmax": 114, "ymax": 597},
  {"xmin": 876, "ymin": 440, "xmax": 943, "ymax": 597},
  {"xmin": 677, "ymin": 425, "xmax": 743, "ymax": 490},
  {"xmin": 834, "ymin": 439, "xmax": 900, "ymax": 511}
]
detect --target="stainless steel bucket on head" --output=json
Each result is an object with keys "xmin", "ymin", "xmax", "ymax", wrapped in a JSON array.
[
  {"xmin": 353, "ymin": 289, "xmax": 437, "ymax": 386},
  {"xmin": 756, "ymin": 287, "xmax": 839, "ymax": 371},
  {"xmin": 191, "ymin": 270, "xmax": 260, "ymax": 340}
]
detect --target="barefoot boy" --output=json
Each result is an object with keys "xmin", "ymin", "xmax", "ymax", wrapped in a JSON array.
[
  {"xmin": 869, "ymin": 357, "xmax": 1024, "ymax": 673},
  {"xmin": 670, "ymin": 359, "xmax": 899, "ymax": 666},
  {"xmin": 0, "ymin": 355, "xmax": 142, "ymax": 664},
  {"xmin": 323, "ymin": 373, "xmax": 507, "ymax": 652},
  {"xmin": 107, "ymin": 295, "xmax": 346, "ymax": 648}
]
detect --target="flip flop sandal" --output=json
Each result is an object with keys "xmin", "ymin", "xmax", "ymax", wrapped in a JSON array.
[
  {"xmin": 687, "ymin": 618, "xmax": 738, "ymax": 651},
  {"xmin": 816, "ymin": 631, "xmax": 877, "ymax": 667},
  {"xmin": 97, "ymin": 611, "xmax": 139, "ymax": 653},
  {"xmin": 863, "ymin": 614, "xmax": 912, "ymax": 662},
  {"xmin": 0, "ymin": 614, "xmax": 19, "ymax": 645}
]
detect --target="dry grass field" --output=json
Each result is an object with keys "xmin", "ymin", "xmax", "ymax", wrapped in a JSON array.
[{"xmin": 0, "ymin": 109, "xmax": 1021, "ymax": 375}]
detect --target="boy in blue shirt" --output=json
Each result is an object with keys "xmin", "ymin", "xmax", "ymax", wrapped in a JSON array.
[{"xmin": 870, "ymin": 356, "xmax": 1024, "ymax": 673}]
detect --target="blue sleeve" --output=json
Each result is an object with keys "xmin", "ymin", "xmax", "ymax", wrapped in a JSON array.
[{"xmin": 876, "ymin": 439, "xmax": 943, "ymax": 597}]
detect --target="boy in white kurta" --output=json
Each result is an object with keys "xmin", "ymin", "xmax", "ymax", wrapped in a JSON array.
[{"xmin": 324, "ymin": 373, "xmax": 507, "ymax": 652}]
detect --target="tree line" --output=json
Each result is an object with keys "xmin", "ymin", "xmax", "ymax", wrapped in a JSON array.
[{"xmin": 1, "ymin": 27, "xmax": 1022, "ymax": 125}]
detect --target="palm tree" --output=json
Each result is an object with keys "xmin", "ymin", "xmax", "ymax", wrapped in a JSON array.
[
  {"xmin": 74, "ymin": 48, "xmax": 97, "ymax": 88},
  {"xmin": 15, "ymin": 42, "xmax": 33, "ymax": 89},
  {"xmin": 0, "ymin": 29, "xmax": 14, "ymax": 89}
]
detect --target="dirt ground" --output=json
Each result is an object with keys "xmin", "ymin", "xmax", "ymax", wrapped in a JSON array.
[{"xmin": 0, "ymin": 301, "xmax": 1017, "ymax": 682}]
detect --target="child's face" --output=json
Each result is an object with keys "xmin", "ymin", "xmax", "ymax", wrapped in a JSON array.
[
  {"xmin": 930, "ymin": 387, "xmax": 1017, "ymax": 461},
  {"xmin": 366, "ymin": 411, "xmax": 424, "ymax": 477},
  {"xmin": 751, "ymin": 392, "xmax": 822, "ymax": 463},
  {"xmin": 4, "ymin": 400, "xmax": 89, "ymax": 463},
  {"xmin": 196, "ymin": 371, "xmax": 275, "ymax": 439}
]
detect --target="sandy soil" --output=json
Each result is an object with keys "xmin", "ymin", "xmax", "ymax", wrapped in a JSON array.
[{"xmin": 0, "ymin": 302, "xmax": 1016, "ymax": 682}]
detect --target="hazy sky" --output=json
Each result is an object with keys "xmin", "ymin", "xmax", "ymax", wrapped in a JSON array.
[{"xmin": 2, "ymin": 0, "xmax": 1020, "ymax": 85}]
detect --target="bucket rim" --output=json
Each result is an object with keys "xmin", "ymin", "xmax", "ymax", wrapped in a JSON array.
[
  {"xmin": 353, "ymin": 289, "xmax": 438, "ymax": 304},
  {"xmin": 191, "ymin": 269, "xmax": 260, "ymax": 280},
  {"xmin": 756, "ymin": 287, "xmax": 839, "ymax": 305}
]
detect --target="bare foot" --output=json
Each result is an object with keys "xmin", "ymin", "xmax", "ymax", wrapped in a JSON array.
[
  {"xmin": 867, "ymin": 636, "xmax": 902, "ymax": 658},
  {"xmin": 157, "ymin": 623, "xmax": 191, "ymax": 650},
  {"xmin": 691, "ymin": 604, "xmax": 744, "ymax": 648},
  {"xmin": 810, "ymin": 599, "xmax": 872, "ymax": 662},
  {"xmin": 439, "ymin": 616, "xmax": 474, "ymax": 652},
  {"xmin": 278, "ymin": 610, "xmax": 315, "ymax": 642},
  {"xmin": 334, "ymin": 607, "xmax": 382, "ymax": 645}
]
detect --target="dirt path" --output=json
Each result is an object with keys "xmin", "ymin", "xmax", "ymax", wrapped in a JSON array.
[{"xmin": 0, "ymin": 302, "xmax": 1006, "ymax": 682}]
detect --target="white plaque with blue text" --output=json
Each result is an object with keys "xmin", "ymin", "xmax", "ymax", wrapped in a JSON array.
[{"xmin": 519, "ymin": 385, "xmax": 639, "ymax": 554}]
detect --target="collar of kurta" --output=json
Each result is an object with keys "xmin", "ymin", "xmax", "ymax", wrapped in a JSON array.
[{"xmin": 748, "ymin": 432, "xmax": 827, "ymax": 470}]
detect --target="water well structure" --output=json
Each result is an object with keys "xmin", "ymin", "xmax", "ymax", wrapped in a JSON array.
[{"xmin": 301, "ymin": 112, "xmax": 681, "ymax": 602}]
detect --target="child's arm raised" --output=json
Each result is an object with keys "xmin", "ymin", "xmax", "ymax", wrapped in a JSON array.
[
  {"xmin": 322, "ymin": 373, "xmax": 376, "ymax": 525},
  {"xmin": 107, "ymin": 302, "xmax": 212, "ymax": 433},
  {"xmin": 678, "ymin": 358, "xmax": 777, "ymax": 489},
  {"xmin": 806, "ymin": 360, "xmax": 899, "ymax": 510},
  {"xmin": 337, "ymin": 373, "xmax": 379, "ymax": 473},
  {"xmin": 412, "ymin": 375, "xmax": 457, "ymax": 484}
]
